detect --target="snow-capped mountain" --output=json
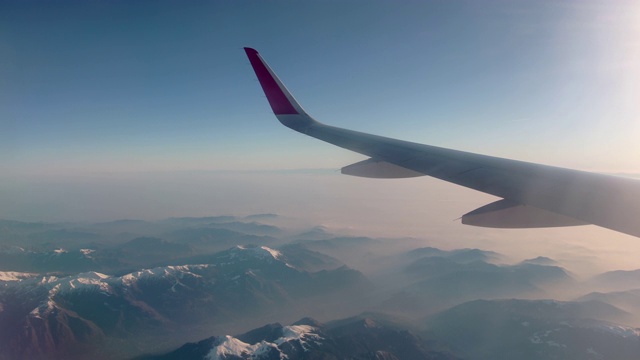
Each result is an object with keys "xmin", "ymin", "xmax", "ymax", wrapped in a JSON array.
[
  {"xmin": 205, "ymin": 324, "xmax": 322, "ymax": 360},
  {"xmin": 0, "ymin": 246, "xmax": 371, "ymax": 360},
  {"xmin": 141, "ymin": 316, "xmax": 459, "ymax": 360}
]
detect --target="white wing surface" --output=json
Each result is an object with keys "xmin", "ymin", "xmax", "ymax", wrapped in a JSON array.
[{"xmin": 244, "ymin": 47, "xmax": 640, "ymax": 238}]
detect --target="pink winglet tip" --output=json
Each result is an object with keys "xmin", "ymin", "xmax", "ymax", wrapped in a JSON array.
[{"xmin": 244, "ymin": 48, "xmax": 298, "ymax": 115}]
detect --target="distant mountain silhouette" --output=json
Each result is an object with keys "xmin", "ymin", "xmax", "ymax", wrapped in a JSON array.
[
  {"xmin": 520, "ymin": 256, "xmax": 559, "ymax": 266},
  {"xmin": 243, "ymin": 213, "xmax": 279, "ymax": 221},
  {"xmin": 406, "ymin": 247, "xmax": 502, "ymax": 264},
  {"xmin": 384, "ymin": 254, "xmax": 574, "ymax": 316},
  {"xmin": 163, "ymin": 227, "xmax": 275, "ymax": 251},
  {"xmin": 427, "ymin": 299, "xmax": 638, "ymax": 360},
  {"xmin": 577, "ymin": 288, "xmax": 640, "ymax": 326},
  {"xmin": 586, "ymin": 269, "xmax": 640, "ymax": 292},
  {"xmin": 293, "ymin": 226, "xmax": 335, "ymax": 240}
]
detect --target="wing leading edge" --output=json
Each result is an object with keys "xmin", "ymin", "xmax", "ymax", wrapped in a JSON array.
[{"xmin": 244, "ymin": 47, "xmax": 640, "ymax": 238}]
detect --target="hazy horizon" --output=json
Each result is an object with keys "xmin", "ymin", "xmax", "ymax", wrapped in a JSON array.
[{"xmin": 3, "ymin": 167, "xmax": 640, "ymax": 278}]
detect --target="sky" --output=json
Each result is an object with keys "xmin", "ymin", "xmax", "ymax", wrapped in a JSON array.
[{"xmin": 2, "ymin": 1, "xmax": 640, "ymax": 270}]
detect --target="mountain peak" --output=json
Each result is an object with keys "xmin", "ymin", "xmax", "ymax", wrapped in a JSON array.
[
  {"xmin": 215, "ymin": 245, "xmax": 295, "ymax": 269},
  {"xmin": 206, "ymin": 324, "xmax": 323, "ymax": 360},
  {"xmin": 276, "ymin": 325, "xmax": 322, "ymax": 347},
  {"xmin": 292, "ymin": 317, "xmax": 324, "ymax": 328},
  {"xmin": 207, "ymin": 335, "xmax": 280, "ymax": 360},
  {"xmin": 236, "ymin": 245, "xmax": 283, "ymax": 260},
  {"xmin": 520, "ymin": 256, "xmax": 558, "ymax": 266}
]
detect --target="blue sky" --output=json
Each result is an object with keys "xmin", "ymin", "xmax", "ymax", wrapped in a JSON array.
[{"xmin": 3, "ymin": 0, "xmax": 639, "ymax": 175}]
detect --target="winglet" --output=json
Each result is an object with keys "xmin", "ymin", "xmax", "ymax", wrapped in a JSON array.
[
  {"xmin": 245, "ymin": 48, "xmax": 316, "ymax": 131},
  {"xmin": 244, "ymin": 47, "xmax": 301, "ymax": 115}
]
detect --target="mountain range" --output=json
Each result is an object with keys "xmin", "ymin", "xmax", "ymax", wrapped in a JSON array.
[
  {"xmin": 0, "ymin": 243, "xmax": 371, "ymax": 359},
  {"xmin": 2, "ymin": 215, "xmax": 639, "ymax": 360}
]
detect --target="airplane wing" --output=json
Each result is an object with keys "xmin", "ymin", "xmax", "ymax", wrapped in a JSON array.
[{"xmin": 244, "ymin": 47, "xmax": 640, "ymax": 238}]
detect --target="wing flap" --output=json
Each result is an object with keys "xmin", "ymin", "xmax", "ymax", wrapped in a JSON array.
[
  {"xmin": 461, "ymin": 199, "xmax": 588, "ymax": 228},
  {"xmin": 342, "ymin": 158, "xmax": 424, "ymax": 178}
]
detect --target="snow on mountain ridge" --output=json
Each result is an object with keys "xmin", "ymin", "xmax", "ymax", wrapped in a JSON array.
[
  {"xmin": 235, "ymin": 245, "xmax": 284, "ymax": 260},
  {"xmin": 206, "ymin": 336, "xmax": 280, "ymax": 360},
  {"xmin": 205, "ymin": 325, "xmax": 323, "ymax": 360},
  {"xmin": 20, "ymin": 271, "xmax": 111, "ymax": 294},
  {"xmin": 80, "ymin": 248, "xmax": 95, "ymax": 258},
  {"xmin": 12, "ymin": 255, "xmax": 307, "ymax": 333},
  {"xmin": 594, "ymin": 324, "xmax": 640, "ymax": 338},
  {"xmin": 25, "ymin": 267, "xmax": 207, "ymax": 318},
  {"xmin": 29, "ymin": 299, "xmax": 57, "ymax": 318},
  {"xmin": 62, "ymin": 272, "xmax": 112, "ymax": 293},
  {"xmin": 0, "ymin": 271, "xmax": 37, "ymax": 281},
  {"xmin": 217, "ymin": 245, "xmax": 295, "ymax": 269},
  {"xmin": 276, "ymin": 325, "xmax": 323, "ymax": 349},
  {"xmin": 28, "ymin": 271, "xmax": 115, "ymax": 317},
  {"xmin": 119, "ymin": 264, "xmax": 209, "ymax": 286}
]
